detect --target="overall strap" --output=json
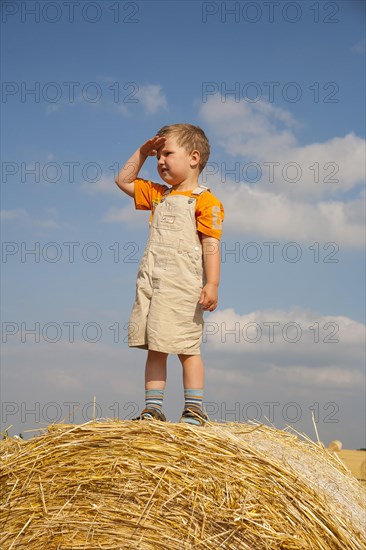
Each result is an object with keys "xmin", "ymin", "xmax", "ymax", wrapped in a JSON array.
[
  {"xmin": 160, "ymin": 185, "xmax": 210, "ymax": 204},
  {"xmin": 159, "ymin": 186, "xmax": 173, "ymax": 203},
  {"xmin": 188, "ymin": 186, "xmax": 210, "ymax": 205},
  {"xmin": 163, "ymin": 185, "xmax": 210, "ymax": 197},
  {"xmin": 191, "ymin": 185, "xmax": 210, "ymax": 196}
]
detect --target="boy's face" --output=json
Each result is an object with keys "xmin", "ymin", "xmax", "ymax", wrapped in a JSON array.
[{"xmin": 156, "ymin": 137, "xmax": 200, "ymax": 186}]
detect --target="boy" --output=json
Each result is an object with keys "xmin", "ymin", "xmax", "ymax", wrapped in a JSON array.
[{"xmin": 115, "ymin": 124, "xmax": 224, "ymax": 426}]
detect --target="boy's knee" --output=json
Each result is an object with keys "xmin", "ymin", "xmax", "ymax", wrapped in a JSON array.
[{"xmin": 148, "ymin": 350, "xmax": 168, "ymax": 359}]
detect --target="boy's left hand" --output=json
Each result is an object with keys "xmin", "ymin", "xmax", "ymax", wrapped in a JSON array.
[{"xmin": 199, "ymin": 283, "xmax": 218, "ymax": 312}]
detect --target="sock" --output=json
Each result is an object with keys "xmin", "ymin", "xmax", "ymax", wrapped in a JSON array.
[
  {"xmin": 181, "ymin": 389, "xmax": 204, "ymax": 425},
  {"xmin": 145, "ymin": 389, "xmax": 164, "ymax": 415},
  {"xmin": 184, "ymin": 388, "xmax": 203, "ymax": 411}
]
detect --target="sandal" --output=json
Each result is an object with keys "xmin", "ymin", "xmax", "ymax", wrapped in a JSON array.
[
  {"xmin": 132, "ymin": 408, "xmax": 166, "ymax": 422},
  {"xmin": 179, "ymin": 406, "xmax": 208, "ymax": 426}
]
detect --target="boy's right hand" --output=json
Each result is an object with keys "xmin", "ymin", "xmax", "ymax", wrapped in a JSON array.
[
  {"xmin": 140, "ymin": 136, "xmax": 166, "ymax": 157},
  {"xmin": 115, "ymin": 136, "xmax": 167, "ymax": 199}
]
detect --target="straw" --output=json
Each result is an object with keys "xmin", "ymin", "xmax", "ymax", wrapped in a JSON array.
[{"xmin": 1, "ymin": 420, "xmax": 365, "ymax": 549}]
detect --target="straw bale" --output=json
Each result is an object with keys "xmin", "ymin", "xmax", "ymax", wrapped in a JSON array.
[
  {"xmin": 1, "ymin": 420, "xmax": 365, "ymax": 549},
  {"xmin": 328, "ymin": 440, "xmax": 343, "ymax": 452}
]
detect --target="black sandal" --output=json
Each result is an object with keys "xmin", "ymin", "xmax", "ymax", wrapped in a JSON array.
[
  {"xmin": 179, "ymin": 406, "xmax": 208, "ymax": 426},
  {"xmin": 132, "ymin": 408, "xmax": 166, "ymax": 421}
]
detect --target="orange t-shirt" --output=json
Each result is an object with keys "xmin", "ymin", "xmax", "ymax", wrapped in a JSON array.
[{"xmin": 134, "ymin": 178, "xmax": 224, "ymax": 240}]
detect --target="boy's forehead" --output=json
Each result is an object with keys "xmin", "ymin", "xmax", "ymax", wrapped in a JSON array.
[{"xmin": 157, "ymin": 136, "xmax": 178, "ymax": 150}]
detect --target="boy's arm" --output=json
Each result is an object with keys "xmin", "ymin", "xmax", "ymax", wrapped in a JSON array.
[
  {"xmin": 115, "ymin": 136, "xmax": 166, "ymax": 198},
  {"xmin": 199, "ymin": 235, "xmax": 220, "ymax": 312}
]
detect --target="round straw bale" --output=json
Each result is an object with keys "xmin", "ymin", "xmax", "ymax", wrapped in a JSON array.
[
  {"xmin": 328, "ymin": 440, "xmax": 343, "ymax": 452},
  {"xmin": 1, "ymin": 420, "xmax": 365, "ymax": 549}
]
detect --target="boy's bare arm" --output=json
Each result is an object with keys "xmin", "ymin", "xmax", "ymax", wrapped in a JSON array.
[
  {"xmin": 199, "ymin": 235, "xmax": 220, "ymax": 312},
  {"xmin": 115, "ymin": 136, "xmax": 166, "ymax": 198}
]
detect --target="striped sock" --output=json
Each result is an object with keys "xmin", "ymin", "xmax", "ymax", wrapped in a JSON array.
[
  {"xmin": 145, "ymin": 389, "xmax": 164, "ymax": 415},
  {"xmin": 184, "ymin": 388, "xmax": 203, "ymax": 410},
  {"xmin": 182, "ymin": 389, "xmax": 204, "ymax": 425}
]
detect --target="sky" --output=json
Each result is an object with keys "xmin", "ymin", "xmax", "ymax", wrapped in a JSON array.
[{"xmin": 1, "ymin": 0, "xmax": 365, "ymax": 448}]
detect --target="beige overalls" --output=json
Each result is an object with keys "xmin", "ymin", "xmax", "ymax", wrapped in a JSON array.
[{"xmin": 128, "ymin": 186, "xmax": 209, "ymax": 355}]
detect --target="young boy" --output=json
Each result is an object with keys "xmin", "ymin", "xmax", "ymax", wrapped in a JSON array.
[{"xmin": 115, "ymin": 124, "xmax": 224, "ymax": 425}]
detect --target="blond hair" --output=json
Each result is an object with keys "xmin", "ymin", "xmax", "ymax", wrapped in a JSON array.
[{"xmin": 156, "ymin": 124, "xmax": 210, "ymax": 173}]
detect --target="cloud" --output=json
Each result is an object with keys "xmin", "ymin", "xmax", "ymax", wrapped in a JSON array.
[
  {"xmin": 136, "ymin": 84, "xmax": 168, "ymax": 115},
  {"xmin": 199, "ymin": 97, "xmax": 365, "ymax": 247},
  {"xmin": 268, "ymin": 365, "xmax": 364, "ymax": 389},
  {"xmin": 81, "ymin": 175, "xmax": 121, "ymax": 196},
  {"xmin": 200, "ymin": 96, "xmax": 365, "ymax": 199},
  {"xmin": 114, "ymin": 104, "xmax": 130, "ymax": 116},
  {"xmin": 202, "ymin": 98, "xmax": 298, "ymax": 159},
  {"xmin": 105, "ymin": 83, "xmax": 168, "ymax": 117},
  {"xmin": 45, "ymin": 104, "xmax": 61, "ymax": 114},
  {"xmin": 202, "ymin": 307, "xmax": 365, "ymax": 389},
  {"xmin": 0, "ymin": 208, "xmax": 60, "ymax": 229},
  {"xmin": 351, "ymin": 37, "xmax": 366, "ymax": 54},
  {"xmin": 102, "ymin": 204, "xmax": 150, "ymax": 227},
  {"xmin": 44, "ymin": 80, "xmax": 167, "ymax": 116},
  {"xmin": 2, "ymin": 312, "xmax": 364, "ymax": 444},
  {"xmin": 3, "ymin": 340, "xmax": 135, "ymax": 392},
  {"xmin": 44, "ymin": 92, "xmax": 96, "ymax": 115},
  {"xmin": 216, "ymin": 182, "xmax": 364, "ymax": 246},
  {"xmin": 2, "ymin": 340, "xmax": 142, "ymax": 434}
]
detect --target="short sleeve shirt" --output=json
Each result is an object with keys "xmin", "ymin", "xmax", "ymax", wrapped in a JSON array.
[{"xmin": 134, "ymin": 178, "xmax": 224, "ymax": 240}]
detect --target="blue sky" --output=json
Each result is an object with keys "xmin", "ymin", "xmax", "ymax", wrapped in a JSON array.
[{"xmin": 1, "ymin": 0, "xmax": 365, "ymax": 448}]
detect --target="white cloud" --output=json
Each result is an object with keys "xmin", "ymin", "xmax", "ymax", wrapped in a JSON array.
[
  {"xmin": 0, "ymin": 208, "xmax": 60, "ymax": 229},
  {"xmin": 200, "ymin": 97, "xmax": 365, "ymax": 199},
  {"xmin": 202, "ymin": 98, "xmax": 297, "ymax": 159},
  {"xmin": 208, "ymin": 367, "xmax": 252, "ymax": 387},
  {"xmin": 46, "ymin": 104, "xmax": 61, "ymax": 114},
  {"xmin": 136, "ymin": 84, "xmax": 168, "ymax": 115},
  {"xmin": 43, "ymin": 80, "xmax": 167, "ymax": 116},
  {"xmin": 4, "ymin": 340, "xmax": 135, "ymax": 392},
  {"xmin": 81, "ymin": 175, "xmax": 121, "ymax": 196},
  {"xmin": 1, "ymin": 208, "xmax": 27, "ymax": 221},
  {"xmin": 199, "ymin": 97, "xmax": 365, "ymax": 247},
  {"xmin": 114, "ymin": 103, "xmax": 129, "ymax": 116},
  {"xmin": 2, "ymin": 340, "xmax": 142, "ymax": 432},
  {"xmin": 351, "ymin": 37, "xmax": 366, "ymax": 54},
  {"xmin": 81, "ymin": 169, "xmax": 157, "ymax": 197},
  {"xmin": 269, "ymin": 365, "xmax": 365, "ymax": 389},
  {"xmin": 2, "ymin": 312, "xmax": 364, "ymax": 445},
  {"xmin": 44, "ymin": 93, "xmax": 91, "ymax": 115},
  {"xmin": 102, "ymin": 204, "xmax": 150, "ymax": 227},
  {"xmin": 202, "ymin": 307, "xmax": 365, "ymax": 389},
  {"xmin": 217, "ymin": 182, "xmax": 364, "ymax": 246}
]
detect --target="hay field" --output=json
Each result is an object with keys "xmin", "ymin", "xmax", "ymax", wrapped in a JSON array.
[
  {"xmin": 337, "ymin": 450, "xmax": 366, "ymax": 486},
  {"xmin": 1, "ymin": 420, "xmax": 365, "ymax": 549}
]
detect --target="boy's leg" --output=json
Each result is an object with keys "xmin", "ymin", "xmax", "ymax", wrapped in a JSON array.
[
  {"xmin": 179, "ymin": 353, "xmax": 204, "ymax": 389},
  {"xmin": 145, "ymin": 350, "xmax": 168, "ymax": 389},
  {"xmin": 139, "ymin": 350, "xmax": 167, "ymax": 420},
  {"xmin": 178, "ymin": 354, "xmax": 207, "ymax": 426}
]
